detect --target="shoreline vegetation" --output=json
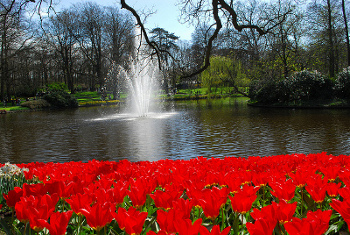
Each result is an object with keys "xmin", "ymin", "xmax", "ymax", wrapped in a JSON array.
[
  {"xmin": 0, "ymin": 92, "xmax": 350, "ymax": 114},
  {"xmin": 248, "ymin": 99, "xmax": 350, "ymax": 109},
  {"xmin": 248, "ymin": 69, "xmax": 350, "ymax": 109},
  {"xmin": 0, "ymin": 88, "xmax": 245, "ymax": 113},
  {"xmin": 2, "ymin": 93, "xmax": 350, "ymax": 114},
  {"xmin": 3, "ymin": 68, "xmax": 350, "ymax": 114}
]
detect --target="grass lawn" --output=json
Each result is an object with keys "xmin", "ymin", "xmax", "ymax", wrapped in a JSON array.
[{"xmin": 0, "ymin": 105, "xmax": 29, "ymax": 112}]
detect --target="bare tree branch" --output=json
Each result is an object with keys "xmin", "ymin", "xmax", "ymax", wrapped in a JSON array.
[
  {"xmin": 120, "ymin": 0, "xmax": 291, "ymax": 79},
  {"xmin": 120, "ymin": 0, "xmax": 164, "ymax": 69},
  {"xmin": 181, "ymin": 0, "xmax": 222, "ymax": 79}
]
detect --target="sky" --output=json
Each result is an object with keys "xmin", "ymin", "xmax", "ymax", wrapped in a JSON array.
[{"xmin": 55, "ymin": 0, "xmax": 195, "ymax": 41}]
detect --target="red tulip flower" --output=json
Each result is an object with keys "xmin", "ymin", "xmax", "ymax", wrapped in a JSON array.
[
  {"xmin": 3, "ymin": 187, "xmax": 23, "ymax": 209},
  {"xmin": 22, "ymin": 183, "xmax": 46, "ymax": 197},
  {"xmin": 79, "ymin": 201, "xmax": 116, "ymax": 231},
  {"xmin": 157, "ymin": 209, "xmax": 178, "ymax": 234},
  {"xmin": 246, "ymin": 218, "xmax": 277, "ymax": 235},
  {"xmin": 94, "ymin": 187, "xmax": 127, "ymax": 206},
  {"xmin": 27, "ymin": 194, "xmax": 60, "ymax": 232},
  {"xmin": 252, "ymin": 171, "xmax": 270, "ymax": 187},
  {"xmin": 45, "ymin": 180, "xmax": 79, "ymax": 199},
  {"xmin": 127, "ymin": 179, "xmax": 151, "ymax": 209},
  {"xmin": 199, "ymin": 225, "xmax": 231, "ymax": 235},
  {"xmin": 284, "ymin": 217, "xmax": 318, "ymax": 235},
  {"xmin": 174, "ymin": 218, "xmax": 202, "ymax": 235},
  {"xmin": 15, "ymin": 194, "xmax": 59, "ymax": 225},
  {"xmin": 198, "ymin": 187, "xmax": 229, "ymax": 220},
  {"xmin": 270, "ymin": 180, "xmax": 296, "ymax": 202},
  {"xmin": 172, "ymin": 198, "xmax": 193, "ymax": 219},
  {"xmin": 115, "ymin": 207, "xmax": 128, "ymax": 230},
  {"xmin": 40, "ymin": 193, "xmax": 60, "ymax": 212},
  {"xmin": 289, "ymin": 170, "xmax": 310, "ymax": 188},
  {"xmin": 147, "ymin": 231, "xmax": 169, "ymax": 235},
  {"xmin": 29, "ymin": 204, "xmax": 57, "ymax": 232},
  {"xmin": 330, "ymin": 199, "xmax": 350, "ymax": 227},
  {"xmin": 305, "ymin": 175, "xmax": 328, "ymax": 203},
  {"xmin": 15, "ymin": 196, "xmax": 35, "ymax": 223},
  {"xmin": 229, "ymin": 185, "xmax": 258, "ymax": 214},
  {"xmin": 37, "ymin": 211, "xmax": 73, "ymax": 235},
  {"xmin": 326, "ymin": 182, "xmax": 341, "ymax": 197},
  {"xmin": 150, "ymin": 189, "xmax": 182, "ymax": 210},
  {"xmin": 115, "ymin": 206, "xmax": 148, "ymax": 235},
  {"xmin": 65, "ymin": 193, "xmax": 94, "ymax": 216},
  {"xmin": 273, "ymin": 200, "xmax": 297, "ymax": 224},
  {"xmin": 223, "ymin": 174, "xmax": 242, "ymax": 194},
  {"xmin": 250, "ymin": 204, "xmax": 277, "ymax": 223},
  {"xmin": 284, "ymin": 210, "xmax": 331, "ymax": 235},
  {"xmin": 110, "ymin": 185, "xmax": 128, "ymax": 205},
  {"xmin": 339, "ymin": 186, "xmax": 350, "ymax": 199},
  {"xmin": 321, "ymin": 166, "xmax": 341, "ymax": 182},
  {"xmin": 306, "ymin": 209, "xmax": 332, "ymax": 233}
]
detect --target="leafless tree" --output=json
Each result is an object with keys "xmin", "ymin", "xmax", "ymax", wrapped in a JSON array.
[
  {"xmin": 308, "ymin": 0, "xmax": 344, "ymax": 77},
  {"xmin": 104, "ymin": 6, "xmax": 134, "ymax": 99},
  {"xmin": 120, "ymin": 0, "xmax": 292, "ymax": 79},
  {"xmin": 265, "ymin": 0, "xmax": 304, "ymax": 78},
  {"xmin": 42, "ymin": 8, "xmax": 79, "ymax": 93},
  {"xmin": 0, "ymin": 0, "xmax": 37, "ymax": 101}
]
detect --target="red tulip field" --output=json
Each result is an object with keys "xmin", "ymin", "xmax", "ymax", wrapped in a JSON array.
[{"xmin": 1, "ymin": 152, "xmax": 350, "ymax": 234}]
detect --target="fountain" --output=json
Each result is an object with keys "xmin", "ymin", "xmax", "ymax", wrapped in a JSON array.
[
  {"xmin": 124, "ymin": 57, "xmax": 159, "ymax": 116},
  {"xmin": 122, "ymin": 26, "xmax": 160, "ymax": 117},
  {"xmin": 96, "ymin": 25, "xmax": 176, "ymax": 122}
]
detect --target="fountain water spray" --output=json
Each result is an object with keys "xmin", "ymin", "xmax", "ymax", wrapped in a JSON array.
[
  {"xmin": 126, "ymin": 58, "xmax": 158, "ymax": 116},
  {"xmin": 123, "ymin": 26, "xmax": 160, "ymax": 117}
]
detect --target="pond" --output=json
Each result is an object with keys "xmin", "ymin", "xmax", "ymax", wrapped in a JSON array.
[{"xmin": 1, "ymin": 97, "xmax": 350, "ymax": 163}]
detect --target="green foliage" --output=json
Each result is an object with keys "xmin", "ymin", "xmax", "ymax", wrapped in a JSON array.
[
  {"xmin": 282, "ymin": 70, "xmax": 333, "ymax": 102},
  {"xmin": 233, "ymin": 60, "xmax": 250, "ymax": 87},
  {"xmin": 0, "ymin": 163, "xmax": 28, "ymax": 206},
  {"xmin": 43, "ymin": 90, "xmax": 78, "ymax": 108},
  {"xmin": 20, "ymin": 99, "xmax": 51, "ymax": 109},
  {"xmin": 334, "ymin": 67, "xmax": 350, "ymax": 99},
  {"xmin": 200, "ymin": 56, "xmax": 250, "ymax": 95},
  {"xmin": 249, "ymin": 79, "xmax": 283, "ymax": 104},
  {"xmin": 46, "ymin": 82, "xmax": 68, "ymax": 92},
  {"xmin": 73, "ymin": 91, "xmax": 100, "ymax": 99},
  {"xmin": 17, "ymin": 86, "xmax": 37, "ymax": 97},
  {"xmin": 201, "ymin": 56, "xmax": 228, "ymax": 93},
  {"xmin": 249, "ymin": 70, "xmax": 334, "ymax": 104}
]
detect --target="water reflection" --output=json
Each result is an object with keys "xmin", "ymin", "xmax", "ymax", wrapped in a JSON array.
[{"xmin": 1, "ymin": 98, "xmax": 350, "ymax": 163}]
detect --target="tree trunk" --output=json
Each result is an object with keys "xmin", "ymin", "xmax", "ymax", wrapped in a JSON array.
[
  {"xmin": 342, "ymin": 0, "xmax": 350, "ymax": 66},
  {"xmin": 327, "ymin": 0, "xmax": 335, "ymax": 77},
  {"xmin": 1, "ymin": 20, "xmax": 9, "ymax": 101}
]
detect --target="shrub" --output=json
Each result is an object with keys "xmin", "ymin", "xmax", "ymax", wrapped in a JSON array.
[
  {"xmin": 249, "ymin": 79, "xmax": 282, "ymax": 104},
  {"xmin": 283, "ymin": 70, "xmax": 333, "ymax": 102},
  {"xmin": 250, "ymin": 70, "xmax": 333, "ymax": 104},
  {"xmin": 43, "ymin": 91, "xmax": 78, "ymax": 108},
  {"xmin": 21, "ymin": 99, "xmax": 51, "ymax": 109},
  {"xmin": 334, "ymin": 67, "xmax": 350, "ymax": 99},
  {"xmin": 46, "ymin": 82, "xmax": 68, "ymax": 92}
]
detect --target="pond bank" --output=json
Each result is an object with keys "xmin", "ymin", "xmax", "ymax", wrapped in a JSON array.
[
  {"xmin": 3, "ymin": 95, "xmax": 350, "ymax": 114},
  {"xmin": 248, "ymin": 103, "xmax": 350, "ymax": 109}
]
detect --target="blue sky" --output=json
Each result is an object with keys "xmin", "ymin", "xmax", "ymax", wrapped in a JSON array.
[{"xmin": 55, "ymin": 0, "xmax": 195, "ymax": 41}]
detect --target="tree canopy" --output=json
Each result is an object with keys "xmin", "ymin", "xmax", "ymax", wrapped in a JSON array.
[{"xmin": 0, "ymin": 0, "xmax": 349, "ymax": 101}]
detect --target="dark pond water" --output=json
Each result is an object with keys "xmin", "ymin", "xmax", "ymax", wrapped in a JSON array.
[{"xmin": 1, "ymin": 97, "xmax": 350, "ymax": 163}]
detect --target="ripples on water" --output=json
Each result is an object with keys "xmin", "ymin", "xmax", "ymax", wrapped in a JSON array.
[{"xmin": 1, "ymin": 98, "xmax": 350, "ymax": 163}]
